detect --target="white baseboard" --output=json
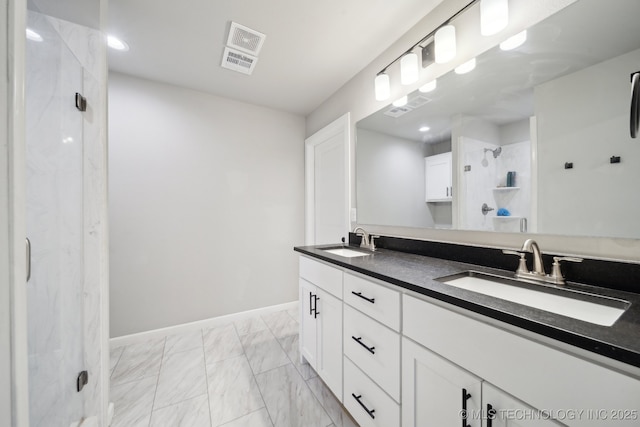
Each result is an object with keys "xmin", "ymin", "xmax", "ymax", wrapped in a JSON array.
[{"xmin": 110, "ymin": 301, "xmax": 299, "ymax": 348}]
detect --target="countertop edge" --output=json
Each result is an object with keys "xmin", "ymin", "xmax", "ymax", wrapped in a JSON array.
[{"xmin": 294, "ymin": 246, "xmax": 640, "ymax": 370}]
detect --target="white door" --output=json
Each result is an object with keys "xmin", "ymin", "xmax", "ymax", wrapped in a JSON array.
[
  {"xmin": 305, "ymin": 113, "xmax": 350, "ymax": 245},
  {"xmin": 482, "ymin": 383, "xmax": 563, "ymax": 427},
  {"xmin": 316, "ymin": 288, "xmax": 343, "ymax": 401},
  {"xmin": 299, "ymin": 279, "xmax": 317, "ymax": 369},
  {"xmin": 402, "ymin": 337, "xmax": 482, "ymax": 427}
]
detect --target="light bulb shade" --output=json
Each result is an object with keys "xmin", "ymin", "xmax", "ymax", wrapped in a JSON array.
[
  {"xmin": 455, "ymin": 57, "xmax": 476, "ymax": 74},
  {"xmin": 419, "ymin": 79, "xmax": 437, "ymax": 93},
  {"xmin": 374, "ymin": 73, "xmax": 390, "ymax": 101},
  {"xmin": 435, "ymin": 25, "xmax": 456, "ymax": 64},
  {"xmin": 500, "ymin": 30, "xmax": 527, "ymax": 51},
  {"xmin": 481, "ymin": 0, "xmax": 509, "ymax": 36},
  {"xmin": 400, "ymin": 52, "xmax": 419, "ymax": 85},
  {"xmin": 392, "ymin": 96, "xmax": 408, "ymax": 107}
]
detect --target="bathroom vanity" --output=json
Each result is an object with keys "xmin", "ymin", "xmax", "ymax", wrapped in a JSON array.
[{"xmin": 294, "ymin": 242, "xmax": 640, "ymax": 427}]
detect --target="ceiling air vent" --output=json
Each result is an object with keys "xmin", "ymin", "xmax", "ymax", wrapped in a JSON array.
[
  {"xmin": 221, "ymin": 47, "xmax": 258, "ymax": 75},
  {"xmin": 407, "ymin": 95, "xmax": 432, "ymax": 109},
  {"xmin": 227, "ymin": 22, "xmax": 266, "ymax": 55}
]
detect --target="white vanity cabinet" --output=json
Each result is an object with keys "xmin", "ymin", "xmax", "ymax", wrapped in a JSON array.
[
  {"xmin": 299, "ymin": 256, "xmax": 343, "ymax": 401},
  {"xmin": 402, "ymin": 337, "xmax": 482, "ymax": 427},
  {"xmin": 425, "ymin": 151, "xmax": 453, "ymax": 202},
  {"xmin": 403, "ymin": 294, "xmax": 640, "ymax": 427}
]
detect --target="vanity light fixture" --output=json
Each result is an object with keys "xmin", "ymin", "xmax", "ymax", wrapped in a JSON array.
[
  {"xmin": 419, "ymin": 126, "xmax": 431, "ymax": 132},
  {"xmin": 26, "ymin": 28, "xmax": 43, "ymax": 42},
  {"xmin": 372, "ymin": 0, "xmax": 505, "ymax": 101},
  {"xmin": 107, "ymin": 35, "xmax": 129, "ymax": 51},
  {"xmin": 419, "ymin": 79, "xmax": 437, "ymax": 93},
  {"xmin": 455, "ymin": 57, "xmax": 476, "ymax": 74},
  {"xmin": 435, "ymin": 25, "xmax": 457, "ymax": 64},
  {"xmin": 374, "ymin": 73, "xmax": 390, "ymax": 101},
  {"xmin": 500, "ymin": 30, "xmax": 527, "ymax": 51},
  {"xmin": 481, "ymin": 0, "xmax": 509, "ymax": 36},
  {"xmin": 400, "ymin": 52, "xmax": 420, "ymax": 85},
  {"xmin": 392, "ymin": 96, "xmax": 408, "ymax": 107}
]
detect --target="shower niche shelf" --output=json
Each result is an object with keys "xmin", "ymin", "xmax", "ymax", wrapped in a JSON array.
[
  {"xmin": 492, "ymin": 187, "xmax": 520, "ymax": 191},
  {"xmin": 492, "ymin": 216, "xmax": 522, "ymax": 220}
]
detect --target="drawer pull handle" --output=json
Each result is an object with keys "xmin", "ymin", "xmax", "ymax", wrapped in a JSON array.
[
  {"xmin": 351, "ymin": 291, "xmax": 375, "ymax": 304},
  {"xmin": 352, "ymin": 393, "xmax": 375, "ymax": 419},
  {"xmin": 462, "ymin": 388, "xmax": 472, "ymax": 427},
  {"xmin": 314, "ymin": 295, "xmax": 320, "ymax": 318},
  {"xmin": 352, "ymin": 336, "xmax": 375, "ymax": 354},
  {"xmin": 309, "ymin": 292, "xmax": 313, "ymax": 316},
  {"xmin": 487, "ymin": 404, "xmax": 496, "ymax": 427}
]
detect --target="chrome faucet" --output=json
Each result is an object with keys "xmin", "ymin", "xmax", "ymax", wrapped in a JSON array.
[
  {"xmin": 503, "ymin": 239, "xmax": 583, "ymax": 285},
  {"xmin": 353, "ymin": 227, "xmax": 377, "ymax": 251}
]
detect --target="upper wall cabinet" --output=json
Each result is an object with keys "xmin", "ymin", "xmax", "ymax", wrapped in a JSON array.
[{"xmin": 425, "ymin": 152, "xmax": 452, "ymax": 202}]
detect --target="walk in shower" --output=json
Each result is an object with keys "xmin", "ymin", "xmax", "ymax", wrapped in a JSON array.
[{"xmin": 25, "ymin": 0, "xmax": 108, "ymax": 425}]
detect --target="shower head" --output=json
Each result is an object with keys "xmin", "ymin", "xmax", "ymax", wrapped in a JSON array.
[{"xmin": 484, "ymin": 147, "xmax": 502, "ymax": 158}]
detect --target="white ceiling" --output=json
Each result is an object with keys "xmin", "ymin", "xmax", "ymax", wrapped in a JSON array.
[{"xmin": 107, "ymin": 0, "xmax": 444, "ymax": 116}]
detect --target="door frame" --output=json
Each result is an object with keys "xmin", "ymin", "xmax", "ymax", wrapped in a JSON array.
[
  {"xmin": 1, "ymin": 0, "xmax": 30, "ymax": 425},
  {"xmin": 304, "ymin": 113, "xmax": 351, "ymax": 245}
]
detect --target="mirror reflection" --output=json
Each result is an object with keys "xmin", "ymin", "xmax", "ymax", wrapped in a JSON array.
[{"xmin": 356, "ymin": 0, "xmax": 640, "ymax": 239}]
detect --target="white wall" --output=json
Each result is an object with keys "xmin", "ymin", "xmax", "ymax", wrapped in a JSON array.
[
  {"xmin": 357, "ymin": 129, "xmax": 434, "ymax": 228},
  {"xmin": 109, "ymin": 73, "xmax": 305, "ymax": 337},
  {"xmin": 535, "ymin": 48, "xmax": 640, "ymax": 239}
]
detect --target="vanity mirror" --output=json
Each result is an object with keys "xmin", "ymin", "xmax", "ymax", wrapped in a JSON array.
[{"xmin": 356, "ymin": 0, "xmax": 640, "ymax": 239}]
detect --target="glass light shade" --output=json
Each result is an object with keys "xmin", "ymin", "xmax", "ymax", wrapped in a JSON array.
[
  {"xmin": 481, "ymin": 0, "xmax": 509, "ymax": 36},
  {"xmin": 435, "ymin": 25, "xmax": 456, "ymax": 64},
  {"xmin": 419, "ymin": 79, "xmax": 437, "ymax": 93},
  {"xmin": 107, "ymin": 35, "xmax": 130, "ymax": 51},
  {"xmin": 500, "ymin": 30, "xmax": 527, "ymax": 51},
  {"xmin": 374, "ymin": 73, "xmax": 390, "ymax": 101},
  {"xmin": 392, "ymin": 96, "xmax": 408, "ymax": 107},
  {"xmin": 455, "ymin": 57, "xmax": 476, "ymax": 74},
  {"xmin": 400, "ymin": 52, "xmax": 419, "ymax": 85}
]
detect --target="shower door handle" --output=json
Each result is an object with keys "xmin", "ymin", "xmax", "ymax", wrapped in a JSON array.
[
  {"xmin": 26, "ymin": 238, "xmax": 31, "ymax": 282},
  {"xmin": 631, "ymin": 71, "xmax": 640, "ymax": 138}
]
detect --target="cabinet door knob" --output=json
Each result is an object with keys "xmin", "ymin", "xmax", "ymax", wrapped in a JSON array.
[
  {"xmin": 487, "ymin": 404, "xmax": 497, "ymax": 427},
  {"xmin": 461, "ymin": 388, "xmax": 472, "ymax": 427}
]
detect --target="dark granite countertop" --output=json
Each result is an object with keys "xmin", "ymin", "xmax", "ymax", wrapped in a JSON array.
[{"xmin": 294, "ymin": 244, "xmax": 640, "ymax": 369}]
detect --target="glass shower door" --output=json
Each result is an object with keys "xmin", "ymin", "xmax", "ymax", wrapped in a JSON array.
[{"xmin": 25, "ymin": 11, "xmax": 85, "ymax": 426}]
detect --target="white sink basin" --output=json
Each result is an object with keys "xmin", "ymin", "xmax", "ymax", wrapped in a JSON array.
[
  {"xmin": 437, "ymin": 271, "xmax": 629, "ymax": 326},
  {"xmin": 322, "ymin": 247, "xmax": 371, "ymax": 258}
]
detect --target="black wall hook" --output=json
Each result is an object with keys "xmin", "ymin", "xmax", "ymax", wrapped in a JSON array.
[
  {"xmin": 564, "ymin": 162, "xmax": 573, "ymax": 169},
  {"xmin": 610, "ymin": 156, "xmax": 621, "ymax": 164}
]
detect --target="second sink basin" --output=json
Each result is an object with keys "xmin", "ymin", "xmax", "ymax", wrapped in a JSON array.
[
  {"xmin": 322, "ymin": 247, "xmax": 371, "ymax": 258},
  {"xmin": 436, "ymin": 271, "xmax": 630, "ymax": 326}
]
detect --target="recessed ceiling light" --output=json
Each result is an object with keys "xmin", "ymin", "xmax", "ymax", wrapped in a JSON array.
[
  {"xmin": 500, "ymin": 30, "xmax": 527, "ymax": 51},
  {"xmin": 419, "ymin": 126, "xmax": 430, "ymax": 132},
  {"xmin": 26, "ymin": 28, "xmax": 43, "ymax": 42},
  {"xmin": 455, "ymin": 57, "xmax": 476, "ymax": 74},
  {"xmin": 107, "ymin": 35, "xmax": 129, "ymax": 51}
]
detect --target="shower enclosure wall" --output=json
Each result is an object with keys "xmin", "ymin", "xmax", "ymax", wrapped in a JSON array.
[{"xmin": 3, "ymin": 0, "xmax": 109, "ymax": 425}]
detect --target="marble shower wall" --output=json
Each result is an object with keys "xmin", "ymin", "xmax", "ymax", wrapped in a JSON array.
[{"xmin": 26, "ymin": 10, "xmax": 108, "ymax": 427}]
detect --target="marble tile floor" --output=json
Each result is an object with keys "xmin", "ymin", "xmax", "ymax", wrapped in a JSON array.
[{"xmin": 109, "ymin": 307, "xmax": 359, "ymax": 427}]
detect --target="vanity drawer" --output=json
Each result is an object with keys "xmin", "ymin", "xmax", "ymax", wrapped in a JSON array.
[
  {"xmin": 343, "ymin": 304, "xmax": 400, "ymax": 401},
  {"xmin": 343, "ymin": 273, "xmax": 400, "ymax": 331},
  {"xmin": 299, "ymin": 256, "xmax": 342, "ymax": 298},
  {"xmin": 344, "ymin": 356, "xmax": 400, "ymax": 427}
]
